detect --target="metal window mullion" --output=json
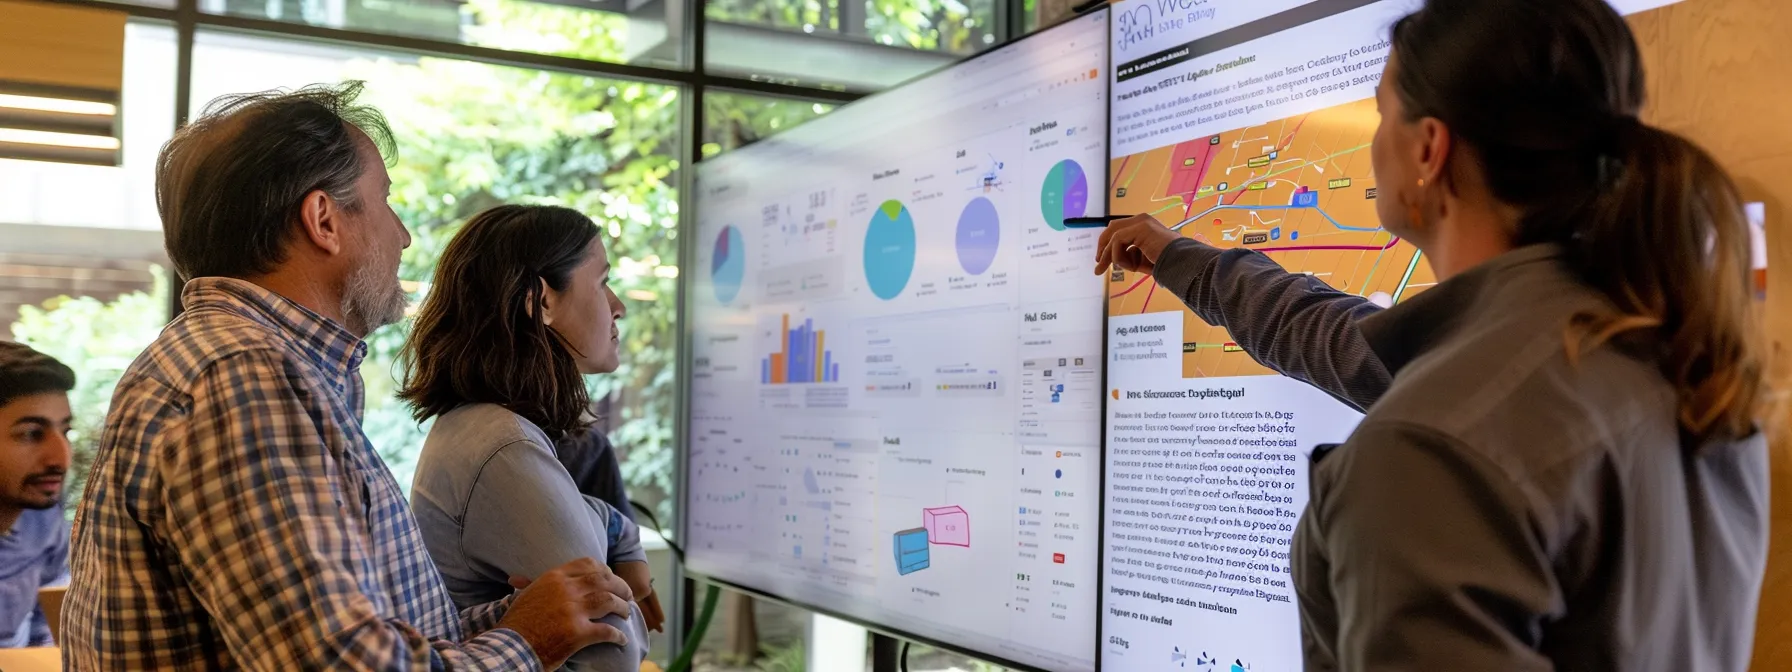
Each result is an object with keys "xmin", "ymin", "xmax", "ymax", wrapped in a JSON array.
[
  {"xmin": 170, "ymin": 0, "xmax": 196, "ymax": 319},
  {"xmin": 670, "ymin": 0, "xmax": 704, "ymax": 656}
]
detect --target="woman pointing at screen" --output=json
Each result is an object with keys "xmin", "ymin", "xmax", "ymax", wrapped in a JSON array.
[{"xmin": 1097, "ymin": 0, "xmax": 1775, "ymax": 669}]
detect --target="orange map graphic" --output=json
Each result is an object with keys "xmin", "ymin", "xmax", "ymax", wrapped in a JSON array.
[{"xmin": 1107, "ymin": 98, "xmax": 1437, "ymax": 378}]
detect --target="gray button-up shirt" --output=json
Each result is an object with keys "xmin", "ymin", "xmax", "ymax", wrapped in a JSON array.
[
  {"xmin": 411, "ymin": 403, "xmax": 650, "ymax": 671},
  {"xmin": 1153, "ymin": 239, "xmax": 1769, "ymax": 672}
]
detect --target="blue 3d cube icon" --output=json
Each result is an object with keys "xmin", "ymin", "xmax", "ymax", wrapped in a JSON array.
[{"xmin": 894, "ymin": 528, "xmax": 931, "ymax": 575}]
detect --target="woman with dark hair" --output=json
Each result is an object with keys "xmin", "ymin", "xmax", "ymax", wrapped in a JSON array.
[
  {"xmin": 1097, "ymin": 0, "xmax": 1773, "ymax": 669},
  {"xmin": 401, "ymin": 204, "xmax": 664, "ymax": 670}
]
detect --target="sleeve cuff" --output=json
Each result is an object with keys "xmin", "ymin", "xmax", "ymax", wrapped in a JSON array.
[
  {"xmin": 460, "ymin": 594, "xmax": 514, "ymax": 634},
  {"xmin": 613, "ymin": 547, "xmax": 650, "ymax": 565},
  {"xmin": 1151, "ymin": 237, "xmax": 1223, "ymax": 298},
  {"xmin": 474, "ymin": 627, "xmax": 545, "ymax": 672}
]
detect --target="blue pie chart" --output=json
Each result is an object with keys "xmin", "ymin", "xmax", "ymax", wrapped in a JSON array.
[
  {"xmin": 863, "ymin": 200, "xmax": 916, "ymax": 300},
  {"xmin": 711, "ymin": 225, "xmax": 745, "ymax": 304}
]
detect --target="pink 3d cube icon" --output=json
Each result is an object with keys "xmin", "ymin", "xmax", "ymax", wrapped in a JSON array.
[{"xmin": 923, "ymin": 506, "xmax": 970, "ymax": 547}]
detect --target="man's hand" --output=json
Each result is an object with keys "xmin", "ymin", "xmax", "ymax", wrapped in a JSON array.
[
  {"xmin": 613, "ymin": 561, "xmax": 665, "ymax": 632},
  {"xmin": 1095, "ymin": 214, "xmax": 1183, "ymax": 276},
  {"xmin": 499, "ymin": 557, "xmax": 635, "ymax": 669}
]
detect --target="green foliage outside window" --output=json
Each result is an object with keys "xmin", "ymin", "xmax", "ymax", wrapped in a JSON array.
[
  {"xmin": 704, "ymin": 93, "xmax": 836, "ymax": 159},
  {"xmin": 707, "ymin": 0, "xmax": 995, "ymax": 53},
  {"xmin": 10, "ymin": 269, "xmax": 171, "ymax": 517},
  {"xmin": 867, "ymin": 0, "xmax": 996, "ymax": 52}
]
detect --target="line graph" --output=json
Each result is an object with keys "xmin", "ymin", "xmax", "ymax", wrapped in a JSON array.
[{"xmin": 1107, "ymin": 97, "xmax": 1436, "ymax": 378}]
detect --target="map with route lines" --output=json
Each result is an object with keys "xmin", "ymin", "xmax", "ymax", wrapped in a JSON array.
[{"xmin": 1106, "ymin": 98, "xmax": 1437, "ymax": 378}]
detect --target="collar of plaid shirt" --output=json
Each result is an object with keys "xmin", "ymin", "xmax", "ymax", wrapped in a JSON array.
[{"xmin": 182, "ymin": 277, "xmax": 370, "ymax": 388}]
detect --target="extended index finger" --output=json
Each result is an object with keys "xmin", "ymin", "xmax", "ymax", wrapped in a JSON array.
[
  {"xmin": 1097, "ymin": 218, "xmax": 1148, "ymax": 275},
  {"xmin": 1095, "ymin": 222, "xmax": 1118, "ymax": 275}
]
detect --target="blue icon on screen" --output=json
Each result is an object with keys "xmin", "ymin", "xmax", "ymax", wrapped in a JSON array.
[{"xmin": 894, "ymin": 528, "xmax": 930, "ymax": 575}]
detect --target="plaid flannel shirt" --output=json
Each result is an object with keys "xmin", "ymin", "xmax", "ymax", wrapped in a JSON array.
[{"xmin": 64, "ymin": 278, "xmax": 543, "ymax": 671}]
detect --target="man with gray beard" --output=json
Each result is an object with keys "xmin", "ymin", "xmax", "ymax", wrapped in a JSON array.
[{"xmin": 63, "ymin": 82, "xmax": 635, "ymax": 671}]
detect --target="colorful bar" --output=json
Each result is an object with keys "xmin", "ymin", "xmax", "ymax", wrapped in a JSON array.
[
  {"xmin": 761, "ymin": 313, "xmax": 840, "ymax": 386},
  {"xmin": 804, "ymin": 320, "xmax": 815, "ymax": 383}
]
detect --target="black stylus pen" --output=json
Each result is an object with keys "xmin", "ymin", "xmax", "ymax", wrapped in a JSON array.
[{"xmin": 1063, "ymin": 215, "xmax": 1128, "ymax": 228}]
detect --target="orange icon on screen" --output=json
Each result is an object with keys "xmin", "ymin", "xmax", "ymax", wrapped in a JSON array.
[
  {"xmin": 1088, "ymin": 69, "xmax": 1099, "ymax": 80},
  {"xmin": 1111, "ymin": 389, "xmax": 1120, "ymax": 400},
  {"xmin": 1056, "ymin": 451, "xmax": 1063, "ymax": 458}
]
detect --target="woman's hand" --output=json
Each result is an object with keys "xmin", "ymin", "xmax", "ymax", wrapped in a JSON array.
[
  {"xmin": 613, "ymin": 561, "xmax": 665, "ymax": 632},
  {"xmin": 1095, "ymin": 214, "xmax": 1184, "ymax": 276}
]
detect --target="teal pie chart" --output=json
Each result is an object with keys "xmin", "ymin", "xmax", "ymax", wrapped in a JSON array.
[
  {"xmin": 863, "ymin": 200, "xmax": 917, "ymax": 300},
  {"xmin": 711, "ymin": 225, "xmax": 745, "ymax": 304}
]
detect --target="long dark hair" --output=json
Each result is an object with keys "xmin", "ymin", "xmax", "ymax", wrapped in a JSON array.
[
  {"xmin": 1391, "ymin": 0, "xmax": 1767, "ymax": 443},
  {"xmin": 400, "ymin": 204, "xmax": 600, "ymax": 439}
]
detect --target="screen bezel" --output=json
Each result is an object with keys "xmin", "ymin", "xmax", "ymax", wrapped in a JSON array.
[{"xmin": 678, "ymin": 7, "xmax": 1115, "ymax": 671}]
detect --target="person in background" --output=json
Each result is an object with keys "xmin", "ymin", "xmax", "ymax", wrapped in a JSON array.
[
  {"xmin": 0, "ymin": 342, "xmax": 71, "ymax": 648},
  {"xmin": 1097, "ymin": 0, "xmax": 1774, "ymax": 669},
  {"xmin": 65, "ymin": 83, "xmax": 635, "ymax": 671},
  {"xmin": 557, "ymin": 428, "xmax": 634, "ymax": 524},
  {"xmin": 400, "ymin": 204, "xmax": 665, "ymax": 671}
]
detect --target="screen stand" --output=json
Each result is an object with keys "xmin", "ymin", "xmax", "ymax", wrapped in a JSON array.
[
  {"xmin": 807, "ymin": 612, "xmax": 872, "ymax": 672},
  {"xmin": 870, "ymin": 633, "xmax": 902, "ymax": 672}
]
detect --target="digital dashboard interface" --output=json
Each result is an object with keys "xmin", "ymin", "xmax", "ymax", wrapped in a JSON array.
[
  {"xmin": 687, "ymin": 10, "xmax": 1110, "ymax": 671},
  {"xmin": 1100, "ymin": 0, "xmax": 1693, "ymax": 669}
]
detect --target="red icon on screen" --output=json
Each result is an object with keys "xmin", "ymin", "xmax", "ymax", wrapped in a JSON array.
[{"xmin": 1053, "ymin": 553, "xmax": 1066, "ymax": 564}]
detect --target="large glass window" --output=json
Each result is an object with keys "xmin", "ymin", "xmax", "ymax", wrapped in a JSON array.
[
  {"xmin": 201, "ymin": 0, "xmax": 685, "ymax": 68},
  {"xmin": 702, "ymin": 90, "xmax": 834, "ymax": 158},
  {"xmin": 708, "ymin": 0, "xmax": 996, "ymax": 50},
  {"xmin": 703, "ymin": 0, "xmax": 988, "ymax": 90},
  {"xmin": 192, "ymin": 32, "xmax": 682, "ymax": 520},
  {"xmin": 2, "ymin": 22, "xmax": 178, "ymax": 515}
]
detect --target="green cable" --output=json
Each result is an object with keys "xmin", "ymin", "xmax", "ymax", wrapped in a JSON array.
[{"xmin": 664, "ymin": 582, "xmax": 722, "ymax": 672}]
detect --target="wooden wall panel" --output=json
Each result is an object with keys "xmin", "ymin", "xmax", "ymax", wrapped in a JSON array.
[
  {"xmin": 1628, "ymin": 1, "xmax": 1791, "ymax": 668},
  {"xmin": 0, "ymin": 0, "xmax": 125, "ymax": 94}
]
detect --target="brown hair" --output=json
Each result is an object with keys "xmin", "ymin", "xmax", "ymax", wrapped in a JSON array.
[
  {"xmin": 1391, "ymin": 0, "xmax": 1768, "ymax": 443},
  {"xmin": 0, "ymin": 342, "xmax": 75, "ymax": 409},
  {"xmin": 157, "ymin": 81, "xmax": 395, "ymax": 280},
  {"xmin": 399, "ymin": 204, "xmax": 601, "ymax": 439}
]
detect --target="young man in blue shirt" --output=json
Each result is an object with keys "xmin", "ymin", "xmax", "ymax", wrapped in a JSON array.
[{"xmin": 0, "ymin": 342, "xmax": 72, "ymax": 648}]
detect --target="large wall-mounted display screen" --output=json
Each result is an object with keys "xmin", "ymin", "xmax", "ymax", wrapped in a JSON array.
[
  {"xmin": 1099, "ymin": 0, "xmax": 1690, "ymax": 669},
  {"xmin": 686, "ymin": 9, "xmax": 1110, "ymax": 671}
]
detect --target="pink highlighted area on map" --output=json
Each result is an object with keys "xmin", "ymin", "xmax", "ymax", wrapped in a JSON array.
[{"xmin": 923, "ymin": 506, "xmax": 970, "ymax": 547}]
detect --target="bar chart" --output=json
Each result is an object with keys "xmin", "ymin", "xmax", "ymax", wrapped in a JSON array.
[{"xmin": 762, "ymin": 313, "xmax": 841, "ymax": 384}]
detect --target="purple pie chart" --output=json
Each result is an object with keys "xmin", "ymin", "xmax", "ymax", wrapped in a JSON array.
[
  {"xmin": 1041, "ymin": 159, "xmax": 1090, "ymax": 231},
  {"xmin": 956, "ymin": 197, "xmax": 1001, "ymax": 275}
]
